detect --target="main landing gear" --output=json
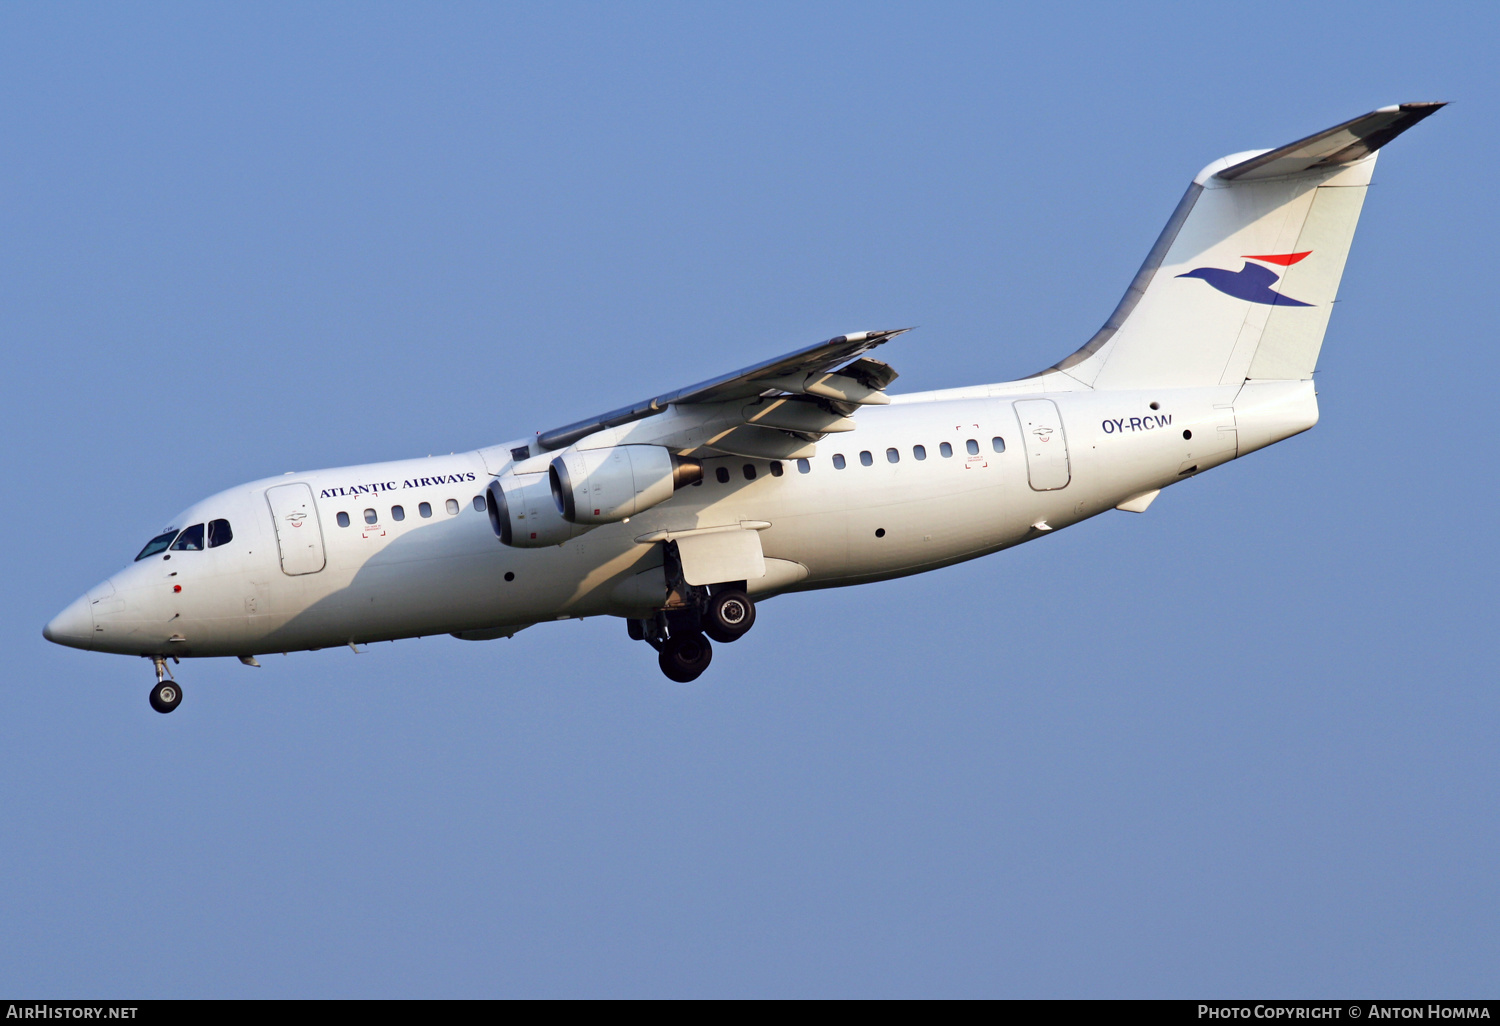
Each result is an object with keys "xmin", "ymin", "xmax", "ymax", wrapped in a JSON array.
[
  {"xmin": 659, "ymin": 631, "xmax": 713, "ymax": 683},
  {"xmin": 628, "ymin": 584, "xmax": 758, "ymax": 683},
  {"xmin": 703, "ymin": 589, "xmax": 755, "ymax": 644},
  {"xmin": 627, "ymin": 540, "xmax": 760, "ymax": 683},
  {"xmin": 149, "ymin": 655, "xmax": 182, "ymax": 714}
]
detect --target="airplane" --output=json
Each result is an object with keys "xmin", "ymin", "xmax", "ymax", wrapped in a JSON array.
[{"xmin": 44, "ymin": 102, "xmax": 1444, "ymax": 713}]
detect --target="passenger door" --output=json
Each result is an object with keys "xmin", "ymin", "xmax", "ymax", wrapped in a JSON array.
[
  {"xmin": 265, "ymin": 483, "xmax": 327, "ymax": 575},
  {"xmin": 1014, "ymin": 399, "xmax": 1071, "ymax": 491}
]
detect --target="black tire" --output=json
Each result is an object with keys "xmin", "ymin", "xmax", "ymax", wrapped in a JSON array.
[
  {"xmin": 149, "ymin": 681, "xmax": 182, "ymax": 714},
  {"xmin": 704, "ymin": 590, "xmax": 755, "ymax": 644},
  {"xmin": 626, "ymin": 618, "xmax": 646, "ymax": 642},
  {"xmin": 658, "ymin": 631, "xmax": 713, "ymax": 683}
]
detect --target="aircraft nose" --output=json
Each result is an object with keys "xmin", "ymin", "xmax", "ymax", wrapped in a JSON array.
[{"xmin": 44, "ymin": 593, "xmax": 95, "ymax": 650}]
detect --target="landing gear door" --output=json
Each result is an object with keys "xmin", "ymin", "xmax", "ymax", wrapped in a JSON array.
[
  {"xmin": 676, "ymin": 529, "xmax": 766, "ymax": 587},
  {"xmin": 1014, "ymin": 399, "xmax": 1071, "ymax": 491},
  {"xmin": 265, "ymin": 482, "xmax": 327, "ymax": 576}
]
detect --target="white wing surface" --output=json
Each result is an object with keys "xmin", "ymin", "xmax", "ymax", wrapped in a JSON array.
[{"xmin": 534, "ymin": 329, "xmax": 909, "ymax": 460}]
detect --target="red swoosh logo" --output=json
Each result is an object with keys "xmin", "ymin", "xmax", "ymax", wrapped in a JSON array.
[{"xmin": 1241, "ymin": 251, "xmax": 1311, "ymax": 266}]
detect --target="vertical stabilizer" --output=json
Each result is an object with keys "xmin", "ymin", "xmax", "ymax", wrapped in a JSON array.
[{"xmin": 1048, "ymin": 103, "xmax": 1444, "ymax": 391}]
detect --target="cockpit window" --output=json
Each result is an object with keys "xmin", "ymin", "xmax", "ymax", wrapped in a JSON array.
[
  {"xmin": 135, "ymin": 530, "xmax": 179, "ymax": 561},
  {"xmin": 170, "ymin": 523, "xmax": 205, "ymax": 551},
  {"xmin": 207, "ymin": 519, "xmax": 233, "ymax": 548}
]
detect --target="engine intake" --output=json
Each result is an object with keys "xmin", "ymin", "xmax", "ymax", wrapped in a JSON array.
[
  {"xmin": 549, "ymin": 445, "xmax": 701, "ymax": 525},
  {"xmin": 487, "ymin": 472, "xmax": 588, "ymax": 547}
]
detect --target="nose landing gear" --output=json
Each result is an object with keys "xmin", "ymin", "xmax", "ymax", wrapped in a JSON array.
[
  {"xmin": 150, "ymin": 681, "xmax": 182, "ymax": 714},
  {"xmin": 149, "ymin": 656, "xmax": 182, "ymax": 714}
]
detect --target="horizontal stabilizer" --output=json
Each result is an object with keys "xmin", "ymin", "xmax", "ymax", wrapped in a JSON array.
[{"xmin": 1217, "ymin": 102, "xmax": 1446, "ymax": 181}]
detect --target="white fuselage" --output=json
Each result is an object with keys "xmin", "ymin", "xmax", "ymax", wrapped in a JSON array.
[{"xmin": 49, "ymin": 378, "xmax": 1317, "ymax": 660}]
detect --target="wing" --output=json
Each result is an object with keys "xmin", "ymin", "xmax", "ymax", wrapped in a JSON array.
[{"xmin": 535, "ymin": 328, "xmax": 910, "ymax": 460}]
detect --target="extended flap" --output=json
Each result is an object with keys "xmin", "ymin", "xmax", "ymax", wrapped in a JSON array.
[{"xmin": 676, "ymin": 530, "xmax": 766, "ymax": 586}]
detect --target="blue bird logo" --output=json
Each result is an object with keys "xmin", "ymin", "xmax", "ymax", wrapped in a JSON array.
[{"xmin": 1177, "ymin": 251, "xmax": 1313, "ymax": 306}]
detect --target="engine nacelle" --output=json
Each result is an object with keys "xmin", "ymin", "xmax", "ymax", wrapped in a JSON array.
[
  {"xmin": 549, "ymin": 445, "xmax": 701, "ymax": 525},
  {"xmin": 486, "ymin": 472, "xmax": 590, "ymax": 547}
]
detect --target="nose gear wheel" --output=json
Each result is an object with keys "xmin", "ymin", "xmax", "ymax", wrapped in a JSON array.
[
  {"xmin": 149, "ymin": 655, "xmax": 182, "ymax": 713},
  {"xmin": 150, "ymin": 681, "xmax": 182, "ymax": 714}
]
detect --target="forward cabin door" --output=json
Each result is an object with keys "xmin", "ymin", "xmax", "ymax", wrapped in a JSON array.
[
  {"xmin": 266, "ymin": 482, "xmax": 327, "ymax": 575},
  {"xmin": 1014, "ymin": 399, "xmax": 1071, "ymax": 491}
]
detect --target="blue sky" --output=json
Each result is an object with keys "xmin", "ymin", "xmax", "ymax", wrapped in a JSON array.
[{"xmin": 4, "ymin": 1, "xmax": 1496, "ymax": 997}]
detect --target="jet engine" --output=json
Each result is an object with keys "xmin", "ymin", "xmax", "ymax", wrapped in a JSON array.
[
  {"xmin": 549, "ymin": 445, "xmax": 701, "ymax": 525},
  {"xmin": 487, "ymin": 472, "xmax": 589, "ymax": 547}
]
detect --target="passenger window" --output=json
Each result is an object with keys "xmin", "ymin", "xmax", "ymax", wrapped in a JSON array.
[
  {"xmin": 886, "ymin": 447, "xmax": 899, "ymax": 464},
  {"xmin": 992, "ymin": 436, "xmax": 1006, "ymax": 453},
  {"xmin": 337, "ymin": 512, "xmax": 350, "ymax": 528},
  {"xmin": 445, "ymin": 498, "xmax": 460, "ymax": 515},
  {"xmin": 134, "ymin": 530, "xmax": 179, "ymax": 561},
  {"xmin": 797, "ymin": 458, "xmax": 811, "ymax": 474},
  {"xmin": 913, "ymin": 444, "xmax": 926, "ymax": 460},
  {"xmin": 473, "ymin": 495, "xmax": 485, "ymax": 511},
  {"xmin": 859, "ymin": 451, "xmax": 873, "ymax": 466},
  {"xmin": 364, "ymin": 509, "xmax": 377, "ymax": 524},
  {"xmin": 419, "ymin": 502, "xmax": 432, "ymax": 518},
  {"xmin": 966, "ymin": 439, "xmax": 980, "ymax": 455},
  {"xmin": 716, "ymin": 466, "xmax": 730, "ymax": 484},
  {"xmin": 170, "ymin": 523, "xmax": 205, "ymax": 551},
  {"xmin": 940, "ymin": 442, "xmax": 953, "ymax": 458},
  {"xmin": 207, "ymin": 519, "xmax": 233, "ymax": 547},
  {"xmin": 833, "ymin": 454, "xmax": 846, "ymax": 470},
  {"xmin": 743, "ymin": 464, "xmax": 756, "ymax": 480},
  {"xmin": 769, "ymin": 461, "xmax": 783, "ymax": 477},
  {"xmin": 391, "ymin": 505, "xmax": 405, "ymax": 522}
]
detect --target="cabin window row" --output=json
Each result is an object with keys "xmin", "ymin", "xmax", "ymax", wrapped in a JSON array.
[
  {"xmin": 813, "ymin": 437, "xmax": 1005, "ymax": 472},
  {"xmin": 335, "ymin": 495, "xmax": 486, "ymax": 529},
  {"xmin": 712, "ymin": 461, "xmax": 786, "ymax": 484}
]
